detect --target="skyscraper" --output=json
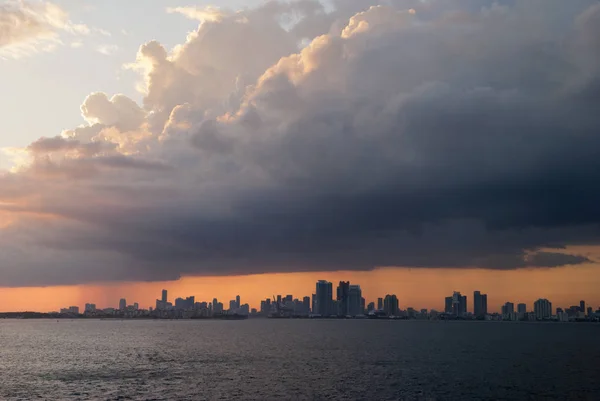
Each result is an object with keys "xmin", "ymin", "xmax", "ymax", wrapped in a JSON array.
[
  {"xmin": 474, "ymin": 291, "xmax": 487, "ymax": 317},
  {"xmin": 348, "ymin": 285, "xmax": 362, "ymax": 316},
  {"xmin": 337, "ymin": 281, "xmax": 350, "ymax": 316},
  {"xmin": 377, "ymin": 298, "xmax": 383, "ymax": 311},
  {"xmin": 236, "ymin": 295, "xmax": 241, "ymax": 309},
  {"xmin": 383, "ymin": 294, "xmax": 399, "ymax": 316},
  {"xmin": 162, "ymin": 289, "xmax": 167, "ymax": 303},
  {"xmin": 580, "ymin": 300, "xmax": 585, "ymax": 313},
  {"xmin": 501, "ymin": 302, "xmax": 514, "ymax": 315},
  {"xmin": 517, "ymin": 303, "xmax": 527, "ymax": 314},
  {"xmin": 445, "ymin": 296, "xmax": 453, "ymax": 313},
  {"xmin": 316, "ymin": 280, "xmax": 333, "ymax": 316},
  {"xmin": 534, "ymin": 298, "xmax": 552, "ymax": 320},
  {"xmin": 303, "ymin": 296, "xmax": 311, "ymax": 314},
  {"xmin": 451, "ymin": 291, "xmax": 466, "ymax": 315},
  {"xmin": 119, "ymin": 298, "xmax": 126, "ymax": 311}
]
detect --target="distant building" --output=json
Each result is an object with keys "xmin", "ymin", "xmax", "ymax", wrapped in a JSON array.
[
  {"xmin": 474, "ymin": 291, "xmax": 488, "ymax": 317},
  {"xmin": 587, "ymin": 306, "xmax": 593, "ymax": 317},
  {"xmin": 348, "ymin": 285, "xmax": 362, "ymax": 316},
  {"xmin": 451, "ymin": 292, "xmax": 466, "ymax": 316},
  {"xmin": 229, "ymin": 299, "xmax": 238, "ymax": 312},
  {"xmin": 445, "ymin": 297, "xmax": 453, "ymax": 314},
  {"xmin": 367, "ymin": 302, "xmax": 375, "ymax": 312},
  {"xmin": 236, "ymin": 295, "xmax": 241, "ymax": 309},
  {"xmin": 501, "ymin": 302, "xmax": 515, "ymax": 316},
  {"xmin": 580, "ymin": 300, "xmax": 585, "ymax": 313},
  {"xmin": 162, "ymin": 289, "xmax": 168, "ymax": 304},
  {"xmin": 517, "ymin": 303, "xmax": 527, "ymax": 314},
  {"xmin": 315, "ymin": 280, "xmax": 333, "ymax": 316},
  {"xmin": 303, "ymin": 296, "xmax": 311, "ymax": 314},
  {"xmin": 133, "ymin": 303, "xmax": 139, "ymax": 311},
  {"xmin": 534, "ymin": 298, "xmax": 552, "ymax": 320},
  {"xmin": 337, "ymin": 281, "xmax": 350, "ymax": 316},
  {"xmin": 384, "ymin": 294, "xmax": 399, "ymax": 316},
  {"xmin": 377, "ymin": 297, "xmax": 383, "ymax": 311},
  {"xmin": 119, "ymin": 298, "xmax": 126, "ymax": 311},
  {"xmin": 84, "ymin": 303, "xmax": 96, "ymax": 313}
]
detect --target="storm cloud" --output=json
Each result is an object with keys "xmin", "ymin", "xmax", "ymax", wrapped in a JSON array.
[{"xmin": 1, "ymin": 0, "xmax": 599, "ymax": 286}]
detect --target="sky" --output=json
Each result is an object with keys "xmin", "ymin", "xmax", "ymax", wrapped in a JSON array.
[{"xmin": 1, "ymin": 0, "xmax": 600, "ymax": 312}]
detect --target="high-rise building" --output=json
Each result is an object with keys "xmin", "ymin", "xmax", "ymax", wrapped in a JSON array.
[
  {"xmin": 482, "ymin": 294, "xmax": 487, "ymax": 316},
  {"xmin": 367, "ymin": 302, "xmax": 375, "ymax": 312},
  {"xmin": 451, "ymin": 292, "xmax": 466, "ymax": 315},
  {"xmin": 517, "ymin": 303, "xmax": 527, "ymax": 314},
  {"xmin": 337, "ymin": 281, "xmax": 350, "ymax": 316},
  {"xmin": 474, "ymin": 291, "xmax": 488, "ymax": 317},
  {"xmin": 383, "ymin": 294, "xmax": 399, "ymax": 316},
  {"xmin": 377, "ymin": 298, "xmax": 383, "ymax": 311},
  {"xmin": 445, "ymin": 296, "xmax": 453, "ymax": 313},
  {"xmin": 85, "ymin": 303, "xmax": 96, "ymax": 313},
  {"xmin": 229, "ymin": 299, "xmax": 238, "ymax": 312},
  {"xmin": 119, "ymin": 298, "xmax": 126, "ymax": 311},
  {"xmin": 501, "ymin": 302, "xmax": 515, "ymax": 315},
  {"xmin": 587, "ymin": 306, "xmax": 593, "ymax": 317},
  {"xmin": 580, "ymin": 300, "xmax": 585, "ymax": 313},
  {"xmin": 303, "ymin": 296, "xmax": 311, "ymax": 314},
  {"xmin": 534, "ymin": 299, "xmax": 552, "ymax": 320},
  {"xmin": 133, "ymin": 303, "xmax": 139, "ymax": 311},
  {"xmin": 162, "ymin": 289, "xmax": 167, "ymax": 303},
  {"xmin": 236, "ymin": 295, "xmax": 241, "ymax": 309},
  {"xmin": 348, "ymin": 285, "xmax": 362, "ymax": 316},
  {"xmin": 316, "ymin": 280, "xmax": 333, "ymax": 316}
]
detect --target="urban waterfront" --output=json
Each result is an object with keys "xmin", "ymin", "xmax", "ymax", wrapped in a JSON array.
[
  {"xmin": 0, "ymin": 319, "xmax": 598, "ymax": 400},
  {"xmin": 7, "ymin": 280, "xmax": 598, "ymax": 323}
]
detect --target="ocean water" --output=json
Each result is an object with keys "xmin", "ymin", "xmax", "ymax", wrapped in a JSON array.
[{"xmin": 0, "ymin": 320, "xmax": 598, "ymax": 400}]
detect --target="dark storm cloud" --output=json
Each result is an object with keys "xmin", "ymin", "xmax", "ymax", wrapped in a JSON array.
[{"xmin": 1, "ymin": 0, "xmax": 600, "ymax": 286}]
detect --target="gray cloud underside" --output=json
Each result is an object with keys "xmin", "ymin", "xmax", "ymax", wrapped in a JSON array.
[{"xmin": 1, "ymin": 0, "xmax": 600, "ymax": 286}]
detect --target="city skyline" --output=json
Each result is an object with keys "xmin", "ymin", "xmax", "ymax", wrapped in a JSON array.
[{"xmin": 4, "ymin": 273, "xmax": 598, "ymax": 316}]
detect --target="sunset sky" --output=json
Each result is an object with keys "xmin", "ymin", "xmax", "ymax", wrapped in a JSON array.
[{"xmin": 1, "ymin": 0, "xmax": 600, "ymax": 313}]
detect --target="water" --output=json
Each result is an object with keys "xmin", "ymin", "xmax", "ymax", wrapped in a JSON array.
[{"xmin": 0, "ymin": 320, "xmax": 598, "ymax": 400}]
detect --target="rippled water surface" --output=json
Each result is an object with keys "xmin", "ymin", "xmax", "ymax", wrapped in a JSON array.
[{"xmin": 0, "ymin": 320, "xmax": 598, "ymax": 400}]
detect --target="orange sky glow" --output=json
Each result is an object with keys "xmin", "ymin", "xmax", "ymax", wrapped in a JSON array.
[{"xmin": 2, "ymin": 265, "xmax": 599, "ymax": 313}]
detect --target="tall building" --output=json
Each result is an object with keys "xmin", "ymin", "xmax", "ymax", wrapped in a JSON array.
[
  {"xmin": 303, "ymin": 296, "xmax": 311, "ymax": 314},
  {"xmin": 367, "ymin": 302, "xmax": 375, "ymax": 312},
  {"xmin": 451, "ymin": 292, "xmax": 466, "ymax": 315},
  {"xmin": 348, "ymin": 285, "xmax": 362, "ymax": 316},
  {"xmin": 162, "ymin": 289, "xmax": 167, "ymax": 303},
  {"xmin": 85, "ymin": 303, "xmax": 96, "ymax": 313},
  {"xmin": 445, "ymin": 296, "xmax": 453, "ymax": 314},
  {"xmin": 377, "ymin": 298, "xmax": 383, "ymax": 311},
  {"xmin": 337, "ymin": 281, "xmax": 350, "ymax": 316},
  {"xmin": 236, "ymin": 295, "xmax": 241, "ymax": 309},
  {"xmin": 119, "ymin": 298, "xmax": 126, "ymax": 311},
  {"xmin": 580, "ymin": 300, "xmax": 585, "ymax": 313},
  {"xmin": 316, "ymin": 280, "xmax": 333, "ymax": 316},
  {"xmin": 534, "ymin": 298, "xmax": 552, "ymax": 320},
  {"xmin": 501, "ymin": 302, "xmax": 515, "ymax": 315},
  {"xmin": 383, "ymin": 294, "xmax": 399, "ymax": 316},
  {"xmin": 474, "ymin": 291, "xmax": 487, "ymax": 317},
  {"xmin": 517, "ymin": 303, "xmax": 527, "ymax": 314}
]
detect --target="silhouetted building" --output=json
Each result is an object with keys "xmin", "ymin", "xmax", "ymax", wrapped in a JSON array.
[
  {"xmin": 162, "ymin": 289, "xmax": 168, "ymax": 303},
  {"xmin": 501, "ymin": 302, "xmax": 514, "ymax": 315},
  {"xmin": 119, "ymin": 298, "xmax": 126, "ymax": 311},
  {"xmin": 85, "ymin": 303, "xmax": 96, "ymax": 313},
  {"xmin": 337, "ymin": 281, "xmax": 350, "ymax": 316},
  {"xmin": 445, "ymin": 297, "xmax": 453, "ymax": 314},
  {"xmin": 474, "ymin": 291, "xmax": 488, "ymax": 317},
  {"xmin": 451, "ymin": 292, "xmax": 466, "ymax": 315},
  {"xmin": 587, "ymin": 306, "xmax": 593, "ymax": 317},
  {"xmin": 534, "ymin": 298, "xmax": 552, "ymax": 320},
  {"xmin": 348, "ymin": 285, "xmax": 362, "ymax": 316},
  {"xmin": 303, "ymin": 296, "xmax": 311, "ymax": 314},
  {"xmin": 377, "ymin": 298, "xmax": 383, "ymax": 310},
  {"xmin": 580, "ymin": 300, "xmax": 585, "ymax": 313},
  {"xmin": 316, "ymin": 280, "xmax": 333, "ymax": 316},
  {"xmin": 517, "ymin": 303, "xmax": 526, "ymax": 315},
  {"xmin": 384, "ymin": 294, "xmax": 399, "ymax": 316},
  {"xmin": 367, "ymin": 302, "xmax": 375, "ymax": 312},
  {"xmin": 236, "ymin": 295, "xmax": 241, "ymax": 309}
]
